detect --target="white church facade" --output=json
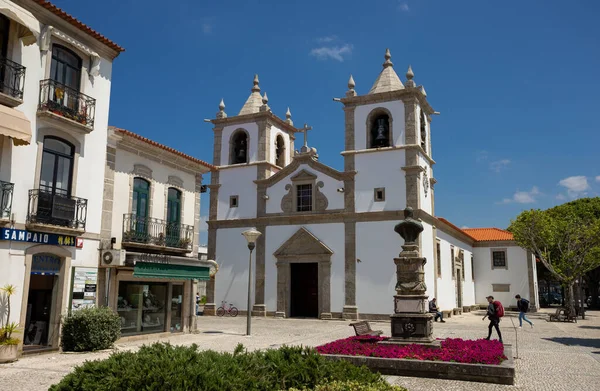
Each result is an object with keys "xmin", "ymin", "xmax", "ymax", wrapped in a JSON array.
[{"xmin": 205, "ymin": 49, "xmax": 538, "ymax": 320}]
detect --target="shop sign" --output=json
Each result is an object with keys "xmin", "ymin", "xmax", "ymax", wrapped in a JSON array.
[
  {"xmin": 71, "ymin": 267, "xmax": 98, "ymax": 312},
  {"xmin": 32, "ymin": 254, "xmax": 61, "ymax": 275},
  {"xmin": 133, "ymin": 253, "xmax": 170, "ymax": 264},
  {"xmin": 1, "ymin": 228, "xmax": 77, "ymax": 246}
]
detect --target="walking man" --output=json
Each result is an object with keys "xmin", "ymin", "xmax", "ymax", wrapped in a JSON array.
[
  {"xmin": 515, "ymin": 294, "xmax": 534, "ymax": 328},
  {"xmin": 482, "ymin": 295, "xmax": 503, "ymax": 343},
  {"xmin": 429, "ymin": 298, "xmax": 445, "ymax": 323}
]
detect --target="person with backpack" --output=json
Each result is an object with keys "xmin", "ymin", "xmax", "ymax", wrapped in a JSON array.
[
  {"xmin": 515, "ymin": 294, "xmax": 534, "ymax": 328},
  {"xmin": 482, "ymin": 295, "xmax": 503, "ymax": 343}
]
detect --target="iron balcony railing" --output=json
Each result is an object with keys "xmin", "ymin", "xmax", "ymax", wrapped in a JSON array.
[
  {"xmin": 122, "ymin": 213, "xmax": 194, "ymax": 251},
  {"xmin": 27, "ymin": 187, "xmax": 87, "ymax": 230},
  {"xmin": 0, "ymin": 180, "xmax": 14, "ymax": 219},
  {"xmin": 0, "ymin": 56, "xmax": 26, "ymax": 100},
  {"xmin": 38, "ymin": 79, "xmax": 96, "ymax": 128}
]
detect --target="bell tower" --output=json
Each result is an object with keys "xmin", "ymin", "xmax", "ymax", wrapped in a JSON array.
[{"xmin": 339, "ymin": 49, "xmax": 437, "ymax": 216}]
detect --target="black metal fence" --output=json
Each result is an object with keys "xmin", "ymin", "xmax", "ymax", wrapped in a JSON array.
[
  {"xmin": 27, "ymin": 188, "xmax": 87, "ymax": 230},
  {"xmin": 122, "ymin": 213, "xmax": 194, "ymax": 250},
  {"xmin": 0, "ymin": 180, "xmax": 13, "ymax": 219},
  {"xmin": 0, "ymin": 56, "xmax": 25, "ymax": 100},
  {"xmin": 38, "ymin": 79, "xmax": 96, "ymax": 128}
]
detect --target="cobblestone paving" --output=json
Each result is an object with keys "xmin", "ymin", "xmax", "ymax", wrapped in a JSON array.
[{"xmin": 0, "ymin": 309, "xmax": 598, "ymax": 390}]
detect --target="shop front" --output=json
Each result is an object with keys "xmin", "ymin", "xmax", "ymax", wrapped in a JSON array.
[{"xmin": 108, "ymin": 254, "xmax": 210, "ymax": 337}]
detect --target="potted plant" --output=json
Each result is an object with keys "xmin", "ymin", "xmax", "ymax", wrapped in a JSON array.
[
  {"xmin": 0, "ymin": 284, "xmax": 20, "ymax": 363},
  {"xmin": 178, "ymin": 237, "xmax": 192, "ymax": 250},
  {"xmin": 197, "ymin": 295, "xmax": 207, "ymax": 315}
]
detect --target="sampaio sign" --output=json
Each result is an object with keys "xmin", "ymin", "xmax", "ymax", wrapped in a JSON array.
[{"xmin": 1, "ymin": 228, "xmax": 79, "ymax": 247}]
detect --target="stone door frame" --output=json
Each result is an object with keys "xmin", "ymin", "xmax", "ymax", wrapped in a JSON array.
[{"xmin": 273, "ymin": 227, "xmax": 333, "ymax": 319}]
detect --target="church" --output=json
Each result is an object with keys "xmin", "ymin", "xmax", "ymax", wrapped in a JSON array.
[{"xmin": 204, "ymin": 49, "xmax": 539, "ymax": 320}]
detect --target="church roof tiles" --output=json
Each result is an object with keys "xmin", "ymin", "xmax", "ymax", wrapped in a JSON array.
[{"xmin": 462, "ymin": 228, "xmax": 514, "ymax": 242}]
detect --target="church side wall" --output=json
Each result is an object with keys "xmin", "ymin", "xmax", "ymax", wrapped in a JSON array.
[
  {"xmin": 217, "ymin": 166, "xmax": 258, "ymax": 220},
  {"xmin": 421, "ymin": 223, "xmax": 436, "ymax": 306},
  {"xmin": 264, "ymin": 224, "xmax": 345, "ymax": 313},
  {"xmin": 354, "ymin": 101, "xmax": 406, "ymax": 150},
  {"xmin": 354, "ymin": 150, "xmax": 406, "ymax": 213},
  {"xmin": 418, "ymin": 155, "xmax": 433, "ymax": 215},
  {"xmin": 355, "ymin": 221, "xmax": 402, "ymax": 315},
  {"xmin": 219, "ymin": 122, "xmax": 259, "ymax": 166},
  {"xmin": 436, "ymin": 231, "xmax": 475, "ymax": 311},
  {"xmin": 265, "ymin": 165, "xmax": 344, "ymax": 214},
  {"xmin": 473, "ymin": 246, "xmax": 532, "ymax": 307}
]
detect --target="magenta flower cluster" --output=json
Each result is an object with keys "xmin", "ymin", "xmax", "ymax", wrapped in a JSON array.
[{"xmin": 315, "ymin": 336, "xmax": 507, "ymax": 365}]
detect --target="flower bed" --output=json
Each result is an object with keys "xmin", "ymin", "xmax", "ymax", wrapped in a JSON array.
[{"xmin": 316, "ymin": 336, "xmax": 507, "ymax": 365}]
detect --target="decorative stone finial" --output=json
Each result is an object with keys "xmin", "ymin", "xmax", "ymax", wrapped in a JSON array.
[
  {"xmin": 394, "ymin": 207, "xmax": 424, "ymax": 244},
  {"xmin": 346, "ymin": 74, "xmax": 357, "ymax": 97},
  {"xmin": 262, "ymin": 92, "xmax": 268, "ymax": 105},
  {"xmin": 383, "ymin": 48, "xmax": 393, "ymax": 68},
  {"xmin": 216, "ymin": 98, "xmax": 227, "ymax": 118},
  {"xmin": 259, "ymin": 92, "xmax": 270, "ymax": 112},
  {"xmin": 420, "ymin": 85, "xmax": 427, "ymax": 97},
  {"xmin": 285, "ymin": 107, "xmax": 293, "ymax": 125},
  {"xmin": 252, "ymin": 74, "xmax": 260, "ymax": 92},
  {"xmin": 405, "ymin": 65, "xmax": 416, "ymax": 88}
]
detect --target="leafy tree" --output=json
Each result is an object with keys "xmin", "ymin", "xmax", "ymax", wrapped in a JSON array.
[{"xmin": 508, "ymin": 197, "xmax": 600, "ymax": 316}]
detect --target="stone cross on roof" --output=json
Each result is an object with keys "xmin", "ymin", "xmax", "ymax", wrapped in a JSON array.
[{"xmin": 299, "ymin": 123, "xmax": 312, "ymax": 153}]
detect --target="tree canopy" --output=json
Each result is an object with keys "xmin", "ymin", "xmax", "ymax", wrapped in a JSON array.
[{"xmin": 508, "ymin": 197, "xmax": 600, "ymax": 314}]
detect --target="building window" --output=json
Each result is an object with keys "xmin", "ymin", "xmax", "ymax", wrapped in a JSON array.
[
  {"xmin": 436, "ymin": 241, "xmax": 441, "ymax": 277},
  {"xmin": 296, "ymin": 184, "xmax": 313, "ymax": 212},
  {"xmin": 40, "ymin": 137, "xmax": 75, "ymax": 197},
  {"xmin": 492, "ymin": 250, "xmax": 507, "ymax": 269},
  {"xmin": 51, "ymin": 45, "xmax": 82, "ymax": 92},
  {"xmin": 461, "ymin": 263, "xmax": 465, "ymax": 280},
  {"xmin": 369, "ymin": 114, "xmax": 390, "ymax": 148},
  {"xmin": 166, "ymin": 188, "xmax": 182, "ymax": 247},
  {"xmin": 275, "ymin": 135, "xmax": 285, "ymax": 167},
  {"xmin": 471, "ymin": 255, "xmax": 475, "ymax": 280},
  {"xmin": 420, "ymin": 109, "xmax": 427, "ymax": 152},
  {"xmin": 230, "ymin": 130, "xmax": 248, "ymax": 164},
  {"xmin": 132, "ymin": 178, "xmax": 150, "ymax": 218},
  {"xmin": 0, "ymin": 14, "xmax": 9, "ymax": 59},
  {"xmin": 230, "ymin": 195, "xmax": 239, "ymax": 208},
  {"xmin": 374, "ymin": 187, "xmax": 385, "ymax": 202},
  {"xmin": 451, "ymin": 247, "xmax": 455, "ymax": 278}
]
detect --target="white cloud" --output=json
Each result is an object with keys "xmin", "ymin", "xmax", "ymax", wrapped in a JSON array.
[
  {"xmin": 556, "ymin": 193, "xmax": 566, "ymax": 201},
  {"xmin": 476, "ymin": 150, "xmax": 488, "ymax": 162},
  {"xmin": 317, "ymin": 35, "xmax": 337, "ymax": 43},
  {"xmin": 498, "ymin": 186, "xmax": 540, "ymax": 204},
  {"xmin": 398, "ymin": 2, "xmax": 410, "ymax": 12},
  {"xmin": 310, "ymin": 44, "xmax": 353, "ymax": 62},
  {"xmin": 461, "ymin": 225, "xmax": 469, "ymax": 229},
  {"xmin": 558, "ymin": 176, "xmax": 590, "ymax": 198},
  {"xmin": 490, "ymin": 159, "xmax": 510, "ymax": 173},
  {"xmin": 596, "ymin": 176, "xmax": 600, "ymax": 182}
]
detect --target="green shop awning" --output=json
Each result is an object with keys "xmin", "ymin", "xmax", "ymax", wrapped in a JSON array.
[{"xmin": 133, "ymin": 261, "xmax": 210, "ymax": 280}]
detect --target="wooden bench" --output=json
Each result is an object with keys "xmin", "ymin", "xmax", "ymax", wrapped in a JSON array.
[
  {"xmin": 349, "ymin": 321, "xmax": 383, "ymax": 336},
  {"xmin": 549, "ymin": 308, "xmax": 577, "ymax": 323}
]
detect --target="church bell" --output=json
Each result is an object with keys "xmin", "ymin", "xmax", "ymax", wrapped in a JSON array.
[{"xmin": 374, "ymin": 118, "xmax": 388, "ymax": 146}]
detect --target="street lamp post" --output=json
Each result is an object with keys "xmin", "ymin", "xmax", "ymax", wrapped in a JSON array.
[{"xmin": 242, "ymin": 228, "xmax": 262, "ymax": 336}]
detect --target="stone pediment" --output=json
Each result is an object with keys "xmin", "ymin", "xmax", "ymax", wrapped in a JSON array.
[
  {"xmin": 291, "ymin": 169, "xmax": 317, "ymax": 181},
  {"xmin": 274, "ymin": 227, "xmax": 333, "ymax": 258}
]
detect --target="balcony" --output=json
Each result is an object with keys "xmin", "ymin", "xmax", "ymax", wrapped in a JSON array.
[
  {"xmin": 0, "ymin": 56, "xmax": 26, "ymax": 107},
  {"xmin": 122, "ymin": 213, "xmax": 194, "ymax": 253},
  {"xmin": 37, "ymin": 79, "xmax": 96, "ymax": 134},
  {"xmin": 0, "ymin": 180, "xmax": 14, "ymax": 224},
  {"xmin": 27, "ymin": 188, "xmax": 87, "ymax": 234}
]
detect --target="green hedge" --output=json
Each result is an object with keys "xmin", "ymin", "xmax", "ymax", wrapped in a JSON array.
[
  {"xmin": 290, "ymin": 380, "xmax": 406, "ymax": 390},
  {"xmin": 60, "ymin": 306, "xmax": 121, "ymax": 352},
  {"xmin": 50, "ymin": 343, "xmax": 405, "ymax": 391}
]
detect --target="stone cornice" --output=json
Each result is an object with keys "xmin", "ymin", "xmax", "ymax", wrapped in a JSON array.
[
  {"xmin": 254, "ymin": 153, "xmax": 355, "ymax": 187},
  {"xmin": 340, "ymin": 88, "xmax": 436, "ymax": 116},
  {"xmin": 210, "ymin": 111, "xmax": 299, "ymax": 135},
  {"xmin": 218, "ymin": 160, "xmax": 280, "ymax": 171},
  {"xmin": 341, "ymin": 144, "xmax": 436, "ymax": 165},
  {"xmin": 473, "ymin": 240, "xmax": 518, "ymax": 248}
]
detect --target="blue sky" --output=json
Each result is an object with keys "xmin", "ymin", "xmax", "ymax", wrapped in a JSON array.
[{"xmin": 53, "ymin": 0, "xmax": 600, "ymax": 243}]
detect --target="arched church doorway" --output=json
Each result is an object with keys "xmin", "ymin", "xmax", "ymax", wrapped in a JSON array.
[{"xmin": 290, "ymin": 262, "xmax": 318, "ymax": 318}]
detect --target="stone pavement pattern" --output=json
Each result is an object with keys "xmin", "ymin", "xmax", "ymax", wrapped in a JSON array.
[{"xmin": 0, "ymin": 309, "xmax": 598, "ymax": 391}]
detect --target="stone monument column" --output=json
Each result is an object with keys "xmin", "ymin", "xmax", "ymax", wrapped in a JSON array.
[{"xmin": 388, "ymin": 207, "xmax": 435, "ymax": 345}]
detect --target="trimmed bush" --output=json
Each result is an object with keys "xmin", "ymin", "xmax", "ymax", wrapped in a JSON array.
[
  {"xmin": 289, "ymin": 380, "xmax": 406, "ymax": 390},
  {"xmin": 49, "ymin": 343, "xmax": 398, "ymax": 391},
  {"xmin": 60, "ymin": 306, "xmax": 121, "ymax": 352}
]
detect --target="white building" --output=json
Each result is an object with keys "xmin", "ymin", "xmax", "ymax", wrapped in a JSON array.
[
  {"xmin": 205, "ymin": 49, "xmax": 538, "ymax": 319},
  {"xmin": 96, "ymin": 126, "xmax": 215, "ymax": 336},
  {"xmin": 0, "ymin": 0, "xmax": 123, "ymax": 354}
]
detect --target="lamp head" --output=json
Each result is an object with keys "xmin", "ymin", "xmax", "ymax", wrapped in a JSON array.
[{"xmin": 242, "ymin": 228, "xmax": 262, "ymax": 246}]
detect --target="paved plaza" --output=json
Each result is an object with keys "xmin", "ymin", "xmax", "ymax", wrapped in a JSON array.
[{"xmin": 1, "ymin": 309, "xmax": 598, "ymax": 391}]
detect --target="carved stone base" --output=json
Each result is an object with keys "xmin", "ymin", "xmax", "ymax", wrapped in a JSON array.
[
  {"xmin": 252, "ymin": 304, "xmax": 267, "ymax": 317},
  {"xmin": 389, "ymin": 313, "xmax": 434, "ymax": 343},
  {"xmin": 275, "ymin": 311, "xmax": 286, "ymax": 318},
  {"xmin": 394, "ymin": 295, "xmax": 428, "ymax": 313},
  {"xmin": 203, "ymin": 303, "xmax": 216, "ymax": 316},
  {"xmin": 343, "ymin": 306, "xmax": 358, "ymax": 320},
  {"xmin": 320, "ymin": 312, "xmax": 333, "ymax": 320}
]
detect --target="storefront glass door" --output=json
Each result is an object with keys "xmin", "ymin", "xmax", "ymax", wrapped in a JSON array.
[
  {"xmin": 117, "ymin": 282, "xmax": 167, "ymax": 335},
  {"xmin": 170, "ymin": 284, "xmax": 183, "ymax": 332}
]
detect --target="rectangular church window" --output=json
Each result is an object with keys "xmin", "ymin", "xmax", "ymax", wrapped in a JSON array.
[
  {"xmin": 230, "ymin": 195, "xmax": 239, "ymax": 208},
  {"xmin": 374, "ymin": 188, "xmax": 385, "ymax": 202},
  {"xmin": 451, "ymin": 247, "xmax": 455, "ymax": 278},
  {"xmin": 296, "ymin": 184, "xmax": 313, "ymax": 212},
  {"xmin": 492, "ymin": 250, "xmax": 507, "ymax": 269},
  {"xmin": 436, "ymin": 241, "xmax": 441, "ymax": 277},
  {"xmin": 471, "ymin": 255, "xmax": 475, "ymax": 280}
]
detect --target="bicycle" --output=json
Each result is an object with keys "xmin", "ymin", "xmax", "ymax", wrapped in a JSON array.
[{"xmin": 216, "ymin": 301, "xmax": 238, "ymax": 317}]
